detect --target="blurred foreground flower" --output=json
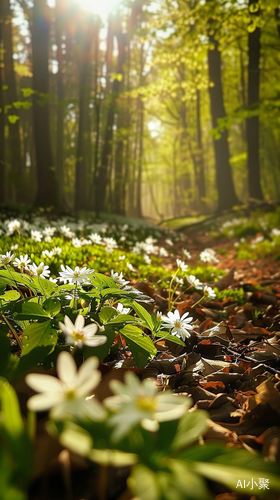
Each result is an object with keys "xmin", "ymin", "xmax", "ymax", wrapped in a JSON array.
[
  {"xmin": 161, "ymin": 309, "xmax": 193, "ymax": 340},
  {"xmin": 104, "ymin": 371, "xmax": 190, "ymax": 440},
  {"xmin": 59, "ymin": 315, "xmax": 107, "ymax": 348},
  {"xmin": 26, "ymin": 351, "xmax": 105, "ymax": 420}
]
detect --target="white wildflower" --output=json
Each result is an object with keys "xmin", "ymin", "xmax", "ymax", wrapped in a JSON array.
[
  {"xmin": 104, "ymin": 371, "xmax": 191, "ymax": 441},
  {"xmin": 29, "ymin": 262, "xmax": 50, "ymax": 279},
  {"xmin": 161, "ymin": 309, "xmax": 193, "ymax": 340},
  {"xmin": 59, "ymin": 315, "xmax": 107, "ymax": 348},
  {"xmin": 0, "ymin": 251, "xmax": 15, "ymax": 266},
  {"xmin": 59, "ymin": 265, "xmax": 94, "ymax": 285},
  {"xmin": 187, "ymin": 275, "xmax": 203, "ymax": 290},
  {"xmin": 203, "ymin": 285, "xmax": 216, "ymax": 300},
  {"xmin": 176, "ymin": 259, "xmax": 188, "ymax": 272},
  {"xmin": 110, "ymin": 270, "xmax": 130, "ymax": 286},
  {"xmin": 31, "ymin": 230, "xmax": 43, "ymax": 242},
  {"xmin": 26, "ymin": 351, "xmax": 105, "ymax": 420},
  {"xmin": 13, "ymin": 254, "xmax": 31, "ymax": 271}
]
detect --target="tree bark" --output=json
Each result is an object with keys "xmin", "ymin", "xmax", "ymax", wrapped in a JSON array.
[
  {"xmin": 246, "ymin": 0, "xmax": 264, "ymax": 201},
  {"xmin": 74, "ymin": 13, "xmax": 96, "ymax": 212},
  {"xmin": 3, "ymin": 0, "xmax": 24, "ymax": 203},
  {"xmin": 31, "ymin": 0, "xmax": 59, "ymax": 208},
  {"xmin": 0, "ymin": 1, "xmax": 5, "ymax": 204},
  {"xmin": 208, "ymin": 32, "xmax": 239, "ymax": 211}
]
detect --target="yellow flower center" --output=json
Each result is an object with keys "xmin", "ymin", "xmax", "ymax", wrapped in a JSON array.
[
  {"xmin": 174, "ymin": 320, "xmax": 181, "ymax": 328},
  {"xmin": 65, "ymin": 388, "xmax": 76, "ymax": 400},
  {"xmin": 72, "ymin": 330, "xmax": 85, "ymax": 342},
  {"xmin": 136, "ymin": 395, "xmax": 157, "ymax": 412}
]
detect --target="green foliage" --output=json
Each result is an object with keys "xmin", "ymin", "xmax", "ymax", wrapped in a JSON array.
[{"xmin": 214, "ymin": 287, "xmax": 246, "ymax": 305}]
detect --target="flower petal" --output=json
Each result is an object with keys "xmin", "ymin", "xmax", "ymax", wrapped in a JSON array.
[
  {"xmin": 76, "ymin": 356, "xmax": 99, "ymax": 386},
  {"xmin": 26, "ymin": 373, "xmax": 63, "ymax": 393},
  {"xmin": 27, "ymin": 392, "xmax": 63, "ymax": 411},
  {"xmin": 84, "ymin": 336, "xmax": 107, "ymax": 347},
  {"xmin": 75, "ymin": 315, "xmax": 85, "ymax": 330},
  {"xmin": 56, "ymin": 351, "xmax": 77, "ymax": 384},
  {"xmin": 77, "ymin": 371, "xmax": 101, "ymax": 397},
  {"xmin": 83, "ymin": 323, "xmax": 99, "ymax": 337}
]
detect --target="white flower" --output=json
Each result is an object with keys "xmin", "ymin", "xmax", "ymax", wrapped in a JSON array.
[
  {"xmin": 13, "ymin": 254, "xmax": 31, "ymax": 270},
  {"xmin": 118, "ymin": 255, "xmax": 126, "ymax": 260},
  {"xmin": 72, "ymin": 237, "xmax": 82, "ymax": 248},
  {"xmin": 159, "ymin": 247, "xmax": 168, "ymax": 257},
  {"xmin": 183, "ymin": 248, "xmax": 191, "ymax": 260},
  {"xmin": 25, "ymin": 351, "xmax": 105, "ymax": 420},
  {"xmin": 60, "ymin": 225, "xmax": 74, "ymax": 238},
  {"xmin": 59, "ymin": 265, "xmax": 94, "ymax": 285},
  {"xmin": 29, "ymin": 261, "xmax": 50, "ymax": 278},
  {"xmin": 49, "ymin": 277, "xmax": 57, "ymax": 284},
  {"xmin": 59, "ymin": 315, "xmax": 107, "ymax": 348},
  {"xmin": 11, "ymin": 244, "xmax": 18, "ymax": 250},
  {"xmin": 144, "ymin": 254, "xmax": 152, "ymax": 264},
  {"xmin": 31, "ymin": 230, "xmax": 42, "ymax": 242},
  {"xmin": 187, "ymin": 275, "xmax": 203, "ymax": 290},
  {"xmin": 0, "ymin": 251, "xmax": 15, "ymax": 266},
  {"xmin": 176, "ymin": 259, "xmax": 188, "ymax": 272},
  {"xmin": 127, "ymin": 262, "xmax": 137, "ymax": 272},
  {"xmin": 161, "ymin": 309, "xmax": 193, "ymax": 340},
  {"xmin": 104, "ymin": 237, "xmax": 118, "ymax": 250},
  {"xmin": 203, "ymin": 285, "xmax": 216, "ymax": 300},
  {"xmin": 156, "ymin": 311, "xmax": 163, "ymax": 321},
  {"xmin": 199, "ymin": 248, "xmax": 219, "ymax": 264},
  {"xmin": 271, "ymin": 228, "xmax": 280, "ymax": 237},
  {"xmin": 165, "ymin": 239, "xmax": 173, "ymax": 246},
  {"xmin": 42, "ymin": 250, "xmax": 54, "ymax": 259},
  {"xmin": 104, "ymin": 371, "xmax": 191, "ymax": 441},
  {"xmin": 116, "ymin": 303, "xmax": 130, "ymax": 315},
  {"xmin": 53, "ymin": 247, "xmax": 62, "ymax": 255},
  {"xmin": 7, "ymin": 219, "xmax": 21, "ymax": 234},
  {"xmin": 110, "ymin": 270, "xmax": 130, "ymax": 286},
  {"xmin": 43, "ymin": 226, "xmax": 56, "ymax": 237},
  {"xmin": 89, "ymin": 233, "xmax": 102, "ymax": 245}
]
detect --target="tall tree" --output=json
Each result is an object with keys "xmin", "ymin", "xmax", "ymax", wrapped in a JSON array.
[
  {"xmin": 31, "ymin": 0, "xmax": 59, "ymax": 208},
  {"xmin": 3, "ymin": 0, "xmax": 24, "ymax": 203},
  {"xmin": 74, "ymin": 10, "xmax": 96, "ymax": 211},
  {"xmin": 0, "ymin": 1, "xmax": 5, "ymax": 204},
  {"xmin": 246, "ymin": 0, "xmax": 264, "ymax": 201},
  {"xmin": 208, "ymin": 24, "xmax": 239, "ymax": 211}
]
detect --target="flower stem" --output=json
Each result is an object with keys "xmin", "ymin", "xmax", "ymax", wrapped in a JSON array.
[
  {"xmin": 1, "ymin": 312, "xmax": 22, "ymax": 349},
  {"xmin": 191, "ymin": 294, "xmax": 205, "ymax": 308}
]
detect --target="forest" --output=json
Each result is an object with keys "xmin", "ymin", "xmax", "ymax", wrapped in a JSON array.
[
  {"xmin": 2, "ymin": 2, "xmax": 280, "ymax": 500},
  {"xmin": 1, "ymin": 0, "xmax": 280, "ymax": 219}
]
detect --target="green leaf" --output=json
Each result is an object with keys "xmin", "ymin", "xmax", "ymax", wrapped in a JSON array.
[
  {"xmin": 131, "ymin": 301, "xmax": 154, "ymax": 331},
  {"xmin": 120, "ymin": 324, "xmax": 157, "ymax": 368},
  {"xmin": 21, "ymin": 320, "xmax": 57, "ymax": 356},
  {"xmin": 14, "ymin": 345, "xmax": 56, "ymax": 380},
  {"xmin": 83, "ymin": 325, "xmax": 115, "ymax": 362},
  {"xmin": 7, "ymin": 114, "xmax": 19, "ymax": 124},
  {"xmin": 90, "ymin": 273, "xmax": 117, "ymax": 290},
  {"xmin": 16, "ymin": 301, "xmax": 50, "ymax": 320},
  {"xmin": 99, "ymin": 306, "xmax": 118, "ymax": 324},
  {"xmin": 108, "ymin": 314, "xmax": 136, "ymax": 324},
  {"xmin": 31, "ymin": 275, "xmax": 56, "ymax": 296},
  {"xmin": 172, "ymin": 411, "xmax": 208, "ymax": 452},
  {"xmin": 42, "ymin": 297, "xmax": 61, "ymax": 317},
  {"xmin": 155, "ymin": 331, "xmax": 185, "ymax": 346},
  {"xmin": 0, "ymin": 290, "xmax": 21, "ymax": 302},
  {"xmin": 21, "ymin": 87, "xmax": 35, "ymax": 97}
]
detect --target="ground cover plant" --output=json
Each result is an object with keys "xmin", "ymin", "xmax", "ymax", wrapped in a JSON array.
[{"xmin": 1, "ymin": 211, "xmax": 280, "ymax": 500}]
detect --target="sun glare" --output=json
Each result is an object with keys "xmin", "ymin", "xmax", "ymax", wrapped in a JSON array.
[{"xmin": 77, "ymin": 0, "xmax": 123, "ymax": 19}]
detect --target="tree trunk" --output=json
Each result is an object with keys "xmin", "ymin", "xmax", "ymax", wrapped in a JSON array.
[
  {"xmin": 3, "ymin": 0, "xmax": 24, "ymax": 203},
  {"xmin": 31, "ymin": 0, "xmax": 59, "ymax": 208},
  {"xmin": 0, "ymin": 1, "xmax": 5, "ymax": 204},
  {"xmin": 95, "ymin": 14, "xmax": 126, "ymax": 216},
  {"xmin": 246, "ymin": 0, "xmax": 264, "ymax": 201},
  {"xmin": 196, "ymin": 89, "xmax": 206, "ymax": 207},
  {"xmin": 208, "ymin": 32, "xmax": 239, "ymax": 211},
  {"xmin": 74, "ymin": 13, "xmax": 96, "ymax": 212}
]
